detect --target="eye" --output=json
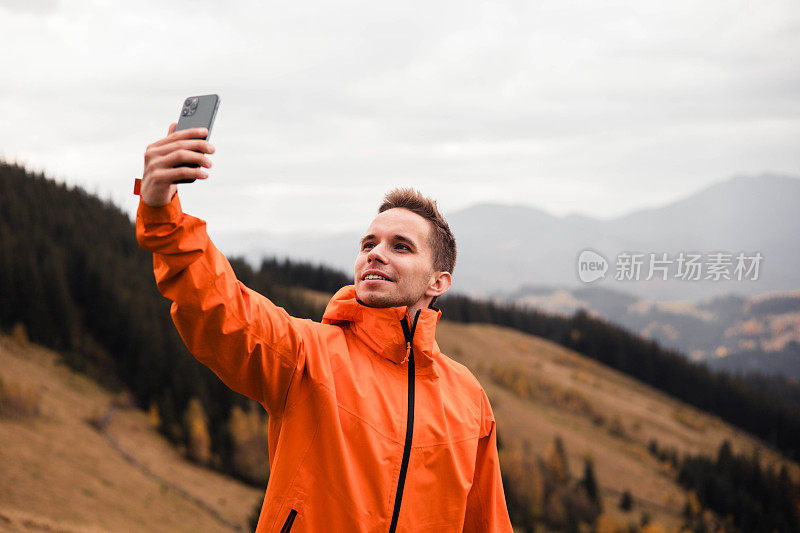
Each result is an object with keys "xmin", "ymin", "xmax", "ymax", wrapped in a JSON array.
[
  {"xmin": 395, "ymin": 243, "xmax": 411, "ymax": 251},
  {"xmin": 361, "ymin": 242, "xmax": 375, "ymax": 250}
]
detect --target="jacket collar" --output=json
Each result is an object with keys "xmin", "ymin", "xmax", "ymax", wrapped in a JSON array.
[{"xmin": 322, "ymin": 285, "xmax": 441, "ymax": 375}]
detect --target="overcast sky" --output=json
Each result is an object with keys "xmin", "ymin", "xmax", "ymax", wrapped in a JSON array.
[{"xmin": 2, "ymin": 0, "xmax": 798, "ymax": 235}]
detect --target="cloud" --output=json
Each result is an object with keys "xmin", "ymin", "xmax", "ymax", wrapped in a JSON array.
[
  {"xmin": 1, "ymin": 0, "xmax": 799, "ymax": 231},
  {"xmin": 0, "ymin": 0, "xmax": 59, "ymax": 15}
]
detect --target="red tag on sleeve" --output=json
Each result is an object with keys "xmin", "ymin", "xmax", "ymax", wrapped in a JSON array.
[{"xmin": 133, "ymin": 178, "xmax": 142, "ymax": 195}]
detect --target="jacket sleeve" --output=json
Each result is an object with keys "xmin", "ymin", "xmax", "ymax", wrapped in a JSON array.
[
  {"xmin": 135, "ymin": 192, "xmax": 306, "ymax": 417},
  {"xmin": 464, "ymin": 389, "xmax": 514, "ymax": 533}
]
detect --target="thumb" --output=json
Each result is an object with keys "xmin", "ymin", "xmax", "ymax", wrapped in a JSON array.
[{"xmin": 168, "ymin": 122, "xmax": 177, "ymax": 134}]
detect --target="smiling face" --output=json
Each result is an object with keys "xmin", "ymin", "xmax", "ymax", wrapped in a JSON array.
[{"xmin": 354, "ymin": 207, "xmax": 450, "ymax": 315}]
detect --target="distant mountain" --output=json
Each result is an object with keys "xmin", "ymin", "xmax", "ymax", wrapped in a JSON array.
[
  {"xmin": 211, "ymin": 228, "xmax": 359, "ymax": 281},
  {"xmin": 705, "ymin": 341, "xmax": 800, "ymax": 381},
  {"xmin": 214, "ymin": 173, "xmax": 800, "ymax": 302},
  {"xmin": 503, "ymin": 284, "xmax": 800, "ymax": 381}
]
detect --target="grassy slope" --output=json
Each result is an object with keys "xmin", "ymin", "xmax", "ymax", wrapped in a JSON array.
[
  {"xmin": 0, "ymin": 334, "xmax": 261, "ymax": 533},
  {"xmin": 435, "ymin": 320, "xmax": 800, "ymax": 529},
  {"xmin": 2, "ymin": 302, "xmax": 798, "ymax": 532}
]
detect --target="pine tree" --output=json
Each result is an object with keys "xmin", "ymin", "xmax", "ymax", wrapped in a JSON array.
[{"xmin": 580, "ymin": 455, "xmax": 600, "ymax": 508}]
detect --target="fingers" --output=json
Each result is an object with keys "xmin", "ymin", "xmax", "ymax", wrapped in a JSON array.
[
  {"xmin": 150, "ymin": 127, "xmax": 209, "ymax": 148},
  {"xmin": 151, "ymin": 166, "xmax": 209, "ymax": 183},
  {"xmin": 144, "ymin": 140, "xmax": 215, "ymax": 171},
  {"xmin": 146, "ymin": 138, "xmax": 214, "ymax": 159},
  {"xmin": 153, "ymin": 149, "xmax": 212, "ymax": 170},
  {"xmin": 143, "ymin": 126, "xmax": 214, "ymax": 192},
  {"xmin": 163, "ymin": 139, "xmax": 213, "ymax": 153}
]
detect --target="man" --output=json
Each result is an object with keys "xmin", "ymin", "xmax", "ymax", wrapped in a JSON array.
[{"xmin": 135, "ymin": 123, "xmax": 513, "ymax": 532}]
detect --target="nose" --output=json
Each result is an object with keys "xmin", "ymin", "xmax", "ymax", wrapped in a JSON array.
[{"xmin": 367, "ymin": 243, "xmax": 387, "ymax": 264}]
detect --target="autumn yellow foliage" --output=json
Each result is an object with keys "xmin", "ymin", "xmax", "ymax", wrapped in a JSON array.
[
  {"xmin": 183, "ymin": 397, "xmax": 211, "ymax": 466},
  {"xmin": 228, "ymin": 404, "xmax": 269, "ymax": 484}
]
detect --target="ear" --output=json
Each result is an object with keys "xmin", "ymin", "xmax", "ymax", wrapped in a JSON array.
[{"xmin": 425, "ymin": 271, "xmax": 452, "ymax": 298}]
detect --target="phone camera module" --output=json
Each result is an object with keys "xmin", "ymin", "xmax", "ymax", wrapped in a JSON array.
[{"xmin": 181, "ymin": 98, "xmax": 198, "ymax": 117}]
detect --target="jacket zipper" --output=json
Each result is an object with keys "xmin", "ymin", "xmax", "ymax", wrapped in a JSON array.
[
  {"xmin": 279, "ymin": 508, "xmax": 297, "ymax": 532},
  {"xmin": 388, "ymin": 309, "xmax": 421, "ymax": 533}
]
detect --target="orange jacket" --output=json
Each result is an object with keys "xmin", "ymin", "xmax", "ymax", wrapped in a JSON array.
[{"xmin": 136, "ymin": 193, "xmax": 513, "ymax": 532}]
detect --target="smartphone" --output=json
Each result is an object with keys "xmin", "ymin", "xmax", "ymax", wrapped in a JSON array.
[{"xmin": 173, "ymin": 94, "xmax": 220, "ymax": 183}]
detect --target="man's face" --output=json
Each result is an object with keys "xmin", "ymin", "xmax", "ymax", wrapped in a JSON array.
[{"xmin": 354, "ymin": 208, "xmax": 438, "ymax": 310}]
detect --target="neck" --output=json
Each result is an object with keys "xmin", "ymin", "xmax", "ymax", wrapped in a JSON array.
[{"xmin": 406, "ymin": 298, "xmax": 432, "ymax": 324}]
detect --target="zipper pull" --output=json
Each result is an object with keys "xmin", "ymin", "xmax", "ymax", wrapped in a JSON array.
[{"xmin": 406, "ymin": 341, "xmax": 412, "ymax": 360}]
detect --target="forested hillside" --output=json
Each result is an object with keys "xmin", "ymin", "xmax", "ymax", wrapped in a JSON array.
[
  {"xmin": 0, "ymin": 161, "xmax": 346, "ymax": 485},
  {"xmin": 439, "ymin": 296, "xmax": 800, "ymax": 460}
]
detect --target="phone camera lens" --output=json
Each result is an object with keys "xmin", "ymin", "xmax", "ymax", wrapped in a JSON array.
[
  {"xmin": 184, "ymin": 99, "xmax": 193, "ymax": 106},
  {"xmin": 181, "ymin": 108, "xmax": 190, "ymax": 116}
]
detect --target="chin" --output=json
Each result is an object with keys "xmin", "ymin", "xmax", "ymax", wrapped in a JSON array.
[{"xmin": 356, "ymin": 286, "xmax": 398, "ymax": 308}]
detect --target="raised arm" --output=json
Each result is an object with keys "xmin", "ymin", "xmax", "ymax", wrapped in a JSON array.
[{"xmin": 135, "ymin": 124, "xmax": 307, "ymax": 417}]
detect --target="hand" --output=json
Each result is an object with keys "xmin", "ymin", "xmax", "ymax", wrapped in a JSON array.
[{"xmin": 140, "ymin": 123, "xmax": 215, "ymax": 207}]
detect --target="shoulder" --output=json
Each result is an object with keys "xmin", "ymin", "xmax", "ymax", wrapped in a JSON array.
[
  {"xmin": 436, "ymin": 351, "xmax": 480, "ymax": 384},
  {"xmin": 291, "ymin": 317, "xmax": 347, "ymax": 345},
  {"xmin": 435, "ymin": 352, "xmax": 496, "ymax": 437},
  {"xmin": 434, "ymin": 351, "xmax": 486, "ymax": 402}
]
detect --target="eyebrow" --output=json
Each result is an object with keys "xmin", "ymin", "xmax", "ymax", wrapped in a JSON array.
[{"xmin": 360, "ymin": 234, "xmax": 417, "ymax": 247}]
